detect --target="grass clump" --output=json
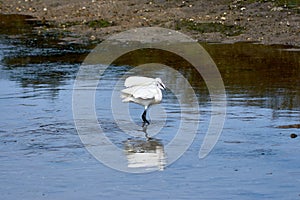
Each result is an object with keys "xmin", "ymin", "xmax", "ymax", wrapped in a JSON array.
[{"xmin": 85, "ymin": 19, "xmax": 113, "ymax": 28}]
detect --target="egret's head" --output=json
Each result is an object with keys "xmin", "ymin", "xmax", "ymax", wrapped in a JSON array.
[{"xmin": 155, "ymin": 78, "xmax": 166, "ymax": 90}]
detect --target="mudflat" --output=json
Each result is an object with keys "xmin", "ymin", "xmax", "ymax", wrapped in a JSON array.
[{"xmin": 1, "ymin": 0, "xmax": 299, "ymax": 45}]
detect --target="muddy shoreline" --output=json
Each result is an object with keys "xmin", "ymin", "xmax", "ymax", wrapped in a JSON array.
[{"xmin": 0, "ymin": 0, "xmax": 299, "ymax": 46}]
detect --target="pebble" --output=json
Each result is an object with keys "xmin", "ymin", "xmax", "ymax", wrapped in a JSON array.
[
  {"xmin": 90, "ymin": 35, "xmax": 96, "ymax": 40},
  {"xmin": 290, "ymin": 133, "xmax": 298, "ymax": 138},
  {"xmin": 271, "ymin": 7, "xmax": 284, "ymax": 11}
]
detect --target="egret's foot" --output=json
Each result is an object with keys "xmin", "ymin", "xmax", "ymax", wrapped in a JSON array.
[
  {"xmin": 143, "ymin": 128, "xmax": 152, "ymax": 140},
  {"xmin": 142, "ymin": 124, "xmax": 150, "ymax": 139},
  {"xmin": 142, "ymin": 120, "xmax": 150, "ymax": 127},
  {"xmin": 146, "ymin": 137, "xmax": 153, "ymax": 141}
]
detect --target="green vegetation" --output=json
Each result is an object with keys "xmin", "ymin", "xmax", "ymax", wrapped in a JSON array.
[
  {"xmin": 85, "ymin": 19, "xmax": 113, "ymax": 28},
  {"xmin": 242, "ymin": 0, "xmax": 299, "ymax": 8},
  {"xmin": 273, "ymin": 0, "xmax": 298, "ymax": 6},
  {"xmin": 273, "ymin": 0, "xmax": 299, "ymax": 8}
]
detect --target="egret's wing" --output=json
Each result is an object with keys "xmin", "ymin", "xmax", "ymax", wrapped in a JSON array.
[
  {"xmin": 124, "ymin": 76, "xmax": 155, "ymax": 87},
  {"xmin": 132, "ymin": 85, "xmax": 156, "ymax": 99},
  {"xmin": 121, "ymin": 87, "xmax": 136, "ymax": 95}
]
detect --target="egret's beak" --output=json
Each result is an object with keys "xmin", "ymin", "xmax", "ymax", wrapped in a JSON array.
[{"xmin": 159, "ymin": 82, "xmax": 166, "ymax": 90}]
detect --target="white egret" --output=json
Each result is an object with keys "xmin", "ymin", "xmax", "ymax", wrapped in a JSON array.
[{"xmin": 121, "ymin": 76, "xmax": 166, "ymax": 125}]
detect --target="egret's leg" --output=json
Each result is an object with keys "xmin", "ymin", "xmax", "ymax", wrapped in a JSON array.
[
  {"xmin": 142, "ymin": 125, "xmax": 151, "ymax": 140},
  {"xmin": 142, "ymin": 109, "xmax": 150, "ymax": 125}
]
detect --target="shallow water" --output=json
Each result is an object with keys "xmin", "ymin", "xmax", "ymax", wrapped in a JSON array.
[{"xmin": 1, "ymin": 15, "xmax": 300, "ymax": 200}]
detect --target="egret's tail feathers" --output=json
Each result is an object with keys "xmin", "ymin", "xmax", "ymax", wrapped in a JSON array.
[
  {"xmin": 121, "ymin": 87, "xmax": 135, "ymax": 95},
  {"xmin": 121, "ymin": 98, "xmax": 131, "ymax": 103},
  {"xmin": 120, "ymin": 92, "xmax": 132, "ymax": 103}
]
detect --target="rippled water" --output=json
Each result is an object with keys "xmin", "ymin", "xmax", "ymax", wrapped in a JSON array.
[{"xmin": 1, "ymin": 14, "xmax": 300, "ymax": 200}]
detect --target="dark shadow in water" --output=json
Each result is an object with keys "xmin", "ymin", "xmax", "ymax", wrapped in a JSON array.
[
  {"xmin": 0, "ymin": 14, "xmax": 45, "ymax": 35},
  {"xmin": 0, "ymin": 14, "xmax": 92, "ymax": 98},
  {"xmin": 202, "ymin": 43, "xmax": 300, "ymax": 110},
  {"xmin": 0, "ymin": 13, "xmax": 299, "ymax": 110},
  {"xmin": 111, "ymin": 44, "xmax": 300, "ymax": 110}
]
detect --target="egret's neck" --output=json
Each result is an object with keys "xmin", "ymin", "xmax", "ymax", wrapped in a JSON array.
[{"xmin": 154, "ymin": 88, "xmax": 163, "ymax": 102}]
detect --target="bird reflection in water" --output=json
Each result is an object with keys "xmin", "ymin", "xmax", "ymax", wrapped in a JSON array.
[{"xmin": 123, "ymin": 125, "xmax": 166, "ymax": 171}]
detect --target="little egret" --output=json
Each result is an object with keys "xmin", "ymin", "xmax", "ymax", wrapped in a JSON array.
[{"xmin": 121, "ymin": 76, "xmax": 166, "ymax": 125}]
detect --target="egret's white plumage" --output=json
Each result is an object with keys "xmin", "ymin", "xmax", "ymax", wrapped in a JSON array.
[
  {"xmin": 124, "ymin": 76, "xmax": 157, "ymax": 88},
  {"xmin": 121, "ymin": 76, "xmax": 166, "ymax": 125}
]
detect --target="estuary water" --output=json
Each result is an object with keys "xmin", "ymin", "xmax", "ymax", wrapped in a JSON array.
[{"xmin": 1, "ymin": 14, "xmax": 300, "ymax": 200}]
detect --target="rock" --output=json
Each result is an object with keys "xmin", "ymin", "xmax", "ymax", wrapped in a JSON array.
[{"xmin": 290, "ymin": 133, "xmax": 298, "ymax": 138}]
